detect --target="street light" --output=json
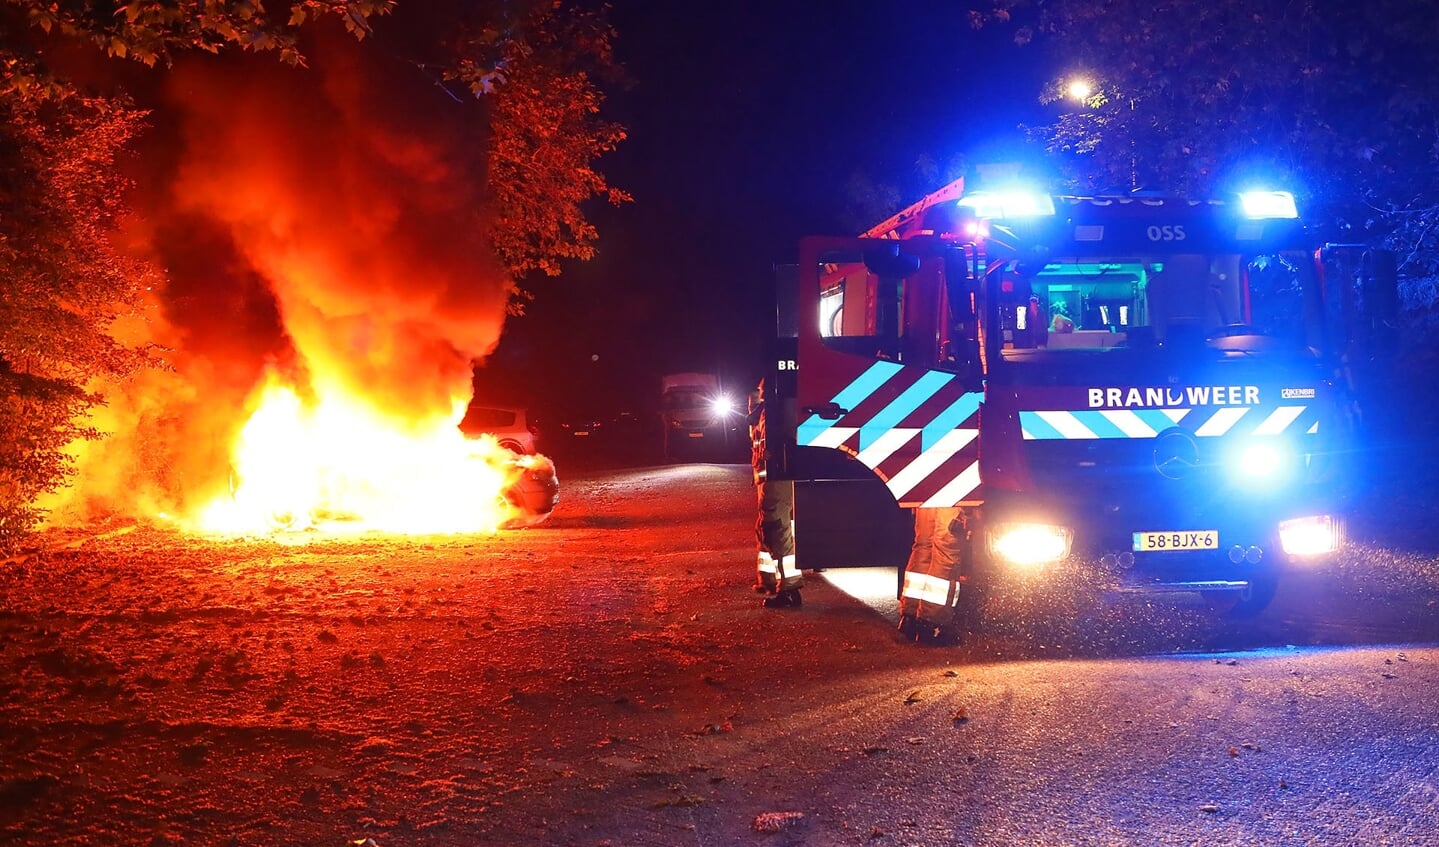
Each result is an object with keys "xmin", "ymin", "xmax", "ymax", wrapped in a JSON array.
[{"xmin": 1067, "ymin": 78, "xmax": 1093, "ymax": 102}]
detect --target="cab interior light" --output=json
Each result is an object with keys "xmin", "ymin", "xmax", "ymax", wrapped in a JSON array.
[
  {"xmin": 1239, "ymin": 190, "xmax": 1299, "ymax": 220},
  {"xmin": 989, "ymin": 522, "xmax": 1072, "ymax": 568},
  {"xmin": 1278, "ymin": 515, "xmax": 1341, "ymax": 556}
]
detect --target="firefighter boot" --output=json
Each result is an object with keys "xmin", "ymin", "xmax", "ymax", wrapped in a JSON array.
[{"xmin": 762, "ymin": 588, "xmax": 802, "ymax": 609}]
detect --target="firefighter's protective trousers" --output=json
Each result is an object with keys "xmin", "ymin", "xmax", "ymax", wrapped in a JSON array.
[
  {"xmin": 755, "ymin": 476, "xmax": 799, "ymax": 593},
  {"xmin": 900, "ymin": 507, "xmax": 964, "ymax": 626}
]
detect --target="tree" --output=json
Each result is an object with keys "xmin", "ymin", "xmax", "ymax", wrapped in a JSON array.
[{"xmin": 0, "ymin": 85, "xmax": 156, "ymax": 548}]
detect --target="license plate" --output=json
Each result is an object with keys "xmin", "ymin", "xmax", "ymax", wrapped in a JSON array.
[{"xmin": 1132, "ymin": 530, "xmax": 1218, "ymax": 552}]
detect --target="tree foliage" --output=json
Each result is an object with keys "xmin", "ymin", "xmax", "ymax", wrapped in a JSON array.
[
  {"xmin": 0, "ymin": 86, "xmax": 156, "ymax": 547},
  {"xmin": 972, "ymin": 0, "xmax": 1439, "ymax": 265},
  {"xmin": 449, "ymin": 1, "xmax": 631, "ymax": 281}
]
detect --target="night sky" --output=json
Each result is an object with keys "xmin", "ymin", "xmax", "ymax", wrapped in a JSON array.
[{"xmin": 482, "ymin": 1, "xmax": 1048, "ymax": 418}]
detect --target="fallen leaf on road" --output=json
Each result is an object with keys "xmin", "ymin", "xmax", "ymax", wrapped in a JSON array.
[
  {"xmin": 753, "ymin": 811, "xmax": 804, "ymax": 832},
  {"xmin": 952, "ymin": 708, "xmax": 969, "ymax": 725},
  {"xmin": 1228, "ymin": 747, "xmax": 1239, "ymax": 757},
  {"xmin": 943, "ymin": 670, "xmax": 959, "ymax": 677},
  {"xmin": 903, "ymin": 691, "xmax": 921, "ymax": 705},
  {"xmin": 1199, "ymin": 803, "xmax": 1220, "ymax": 813}
]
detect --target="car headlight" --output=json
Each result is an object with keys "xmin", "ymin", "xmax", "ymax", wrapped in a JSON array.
[
  {"xmin": 1279, "ymin": 515, "xmax": 1341, "ymax": 556},
  {"xmin": 989, "ymin": 522, "xmax": 1072, "ymax": 568},
  {"xmin": 711, "ymin": 396, "xmax": 736, "ymax": 416}
]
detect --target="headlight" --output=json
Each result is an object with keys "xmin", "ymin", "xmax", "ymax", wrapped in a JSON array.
[
  {"xmin": 1279, "ymin": 515, "xmax": 1341, "ymax": 556},
  {"xmin": 711, "ymin": 396, "xmax": 736, "ymax": 416},
  {"xmin": 989, "ymin": 522, "xmax": 1072, "ymax": 568}
]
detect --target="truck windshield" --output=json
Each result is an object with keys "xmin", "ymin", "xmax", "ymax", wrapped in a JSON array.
[{"xmin": 1007, "ymin": 251, "xmax": 1309, "ymax": 351}]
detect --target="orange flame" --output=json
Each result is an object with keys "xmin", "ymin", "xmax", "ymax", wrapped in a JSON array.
[{"xmin": 195, "ymin": 373, "xmax": 546, "ymax": 535}]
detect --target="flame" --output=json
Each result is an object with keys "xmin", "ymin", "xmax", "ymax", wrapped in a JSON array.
[{"xmin": 195, "ymin": 373, "xmax": 545, "ymax": 535}]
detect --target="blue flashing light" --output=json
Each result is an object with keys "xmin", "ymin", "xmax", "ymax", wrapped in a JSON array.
[
  {"xmin": 1237, "ymin": 442, "xmax": 1285, "ymax": 478},
  {"xmin": 1238, "ymin": 190, "xmax": 1299, "ymax": 220},
  {"xmin": 958, "ymin": 190, "xmax": 1057, "ymax": 220},
  {"xmin": 1229, "ymin": 439, "xmax": 1298, "ymax": 487}
]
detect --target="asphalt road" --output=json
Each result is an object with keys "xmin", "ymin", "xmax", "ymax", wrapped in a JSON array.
[{"xmin": 0, "ymin": 462, "xmax": 1436, "ymax": 846}]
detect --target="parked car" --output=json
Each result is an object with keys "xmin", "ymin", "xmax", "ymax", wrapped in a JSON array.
[{"xmin": 458, "ymin": 403, "xmax": 538, "ymax": 455}]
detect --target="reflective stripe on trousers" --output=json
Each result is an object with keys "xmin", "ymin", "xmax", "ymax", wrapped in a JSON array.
[
  {"xmin": 756, "ymin": 550, "xmax": 800, "ymax": 591},
  {"xmin": 901, "ymin": 570, "xmax": 957, "ymax": 607}
]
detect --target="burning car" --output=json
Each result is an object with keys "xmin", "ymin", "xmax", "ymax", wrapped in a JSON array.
[{"xmin": 206, "ymin": 381, "xmax": 558, "ymax": 534}]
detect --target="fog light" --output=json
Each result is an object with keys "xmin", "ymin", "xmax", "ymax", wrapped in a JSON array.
[
  {"xmin": 990, "ymin": 523, "xmax": 1072, "ymax": 568},
  {"xmin": 1245, "ymin": 546, "xmax": 1263, "ymax": 564},
  {"xmin": 1279, "ymin": 515, "xmax": 1341, "ymax": 556},
  {"xmin": 1228, "ymin": 545, "xmax": 1245, "ymax": 563}
]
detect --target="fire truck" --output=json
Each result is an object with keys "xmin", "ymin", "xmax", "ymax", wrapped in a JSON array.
[{"xmin": 767, "ymin": 180, "xmax": 1396, "ymax": 616}]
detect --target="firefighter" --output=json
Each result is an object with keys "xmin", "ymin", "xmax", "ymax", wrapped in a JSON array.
[
  {"xmin": 897, "ymin": 507, "xmax": 966, "ymax": 644},
  {"xmin": 749, "ymin": 379, "xmax": 802, "ymax": 608}
]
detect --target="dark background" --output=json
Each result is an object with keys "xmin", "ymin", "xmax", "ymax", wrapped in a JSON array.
[{"xmin": 477, "ymin": 1, "xmax": 1049, "ymax": 422}]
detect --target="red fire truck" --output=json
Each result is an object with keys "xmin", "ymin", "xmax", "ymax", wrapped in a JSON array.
[{"xmin": 768, "ymin": 182, "xmax": 1395, "ymax": 616}]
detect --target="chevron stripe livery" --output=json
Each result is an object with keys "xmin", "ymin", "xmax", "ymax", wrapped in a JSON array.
[
  {"xmin": 798, "ymin": 362, "xmax": 984, "ymax": 508},
  {"xmin": 1018, "ymin": 404, "xmax": 1316, "ymax": 440}
]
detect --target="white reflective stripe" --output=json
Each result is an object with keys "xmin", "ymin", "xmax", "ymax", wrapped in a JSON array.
[
  {"xmin": 855, "ymin": 427, "xmax": 920, "ymax": 468},
  {"xmin": 1035, "ymin": 410, "xmax": 1098, "ymax": 439},
  {"xmin": 1252, "ymin": 405, "xmax": 1305, "ymax": 436},
  {"xmin": 1099, "ymin": 409, "xmax": 1161, "ymax": 438},
  {"xmin": 776, "ymin": 553, "xmax": 799, "ymax": 578},
  {"xmin": 808, "ymin": 425, "xmax": 859, "ymax": 450},
  {"xmin": 1307, "ymin": 421, "xmax": 1319, "ymax": 435},
  {"xmin": 1194, "ymin": 407, "xmax": 1249, "ymax": 436},
  {"xmin": 902, "ymin": 571, "xmax": 955, "ymax": 605},
  {"xmin": 757, "ymin": 552, "xmax": 778, "ymax": 574},
  {"xmin": 918, "ymin": 460, "xmax": 982, "ymax": 508},
  {"xmin": 885, "ymin": 428, "xmax": 978, "ymax": 501}
]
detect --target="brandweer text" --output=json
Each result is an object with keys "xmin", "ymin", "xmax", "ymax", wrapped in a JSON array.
[{"xmin": 1087, "ymin": 386, "xmax": 1261, "ymax": 409}]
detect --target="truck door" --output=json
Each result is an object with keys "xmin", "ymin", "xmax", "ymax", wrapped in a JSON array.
[{"xmin": 783, "ymin": 236, "xmax": 984, "ymax": 569}]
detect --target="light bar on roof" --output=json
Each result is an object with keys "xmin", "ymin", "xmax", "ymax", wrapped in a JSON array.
[
  {"xmin": 958, "ymin": 191, "xmax": 1057, "ymax": 220},
  {"xmin": 1238, "ymin": 190, "xmax": 1299, "ymax": 220}
]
